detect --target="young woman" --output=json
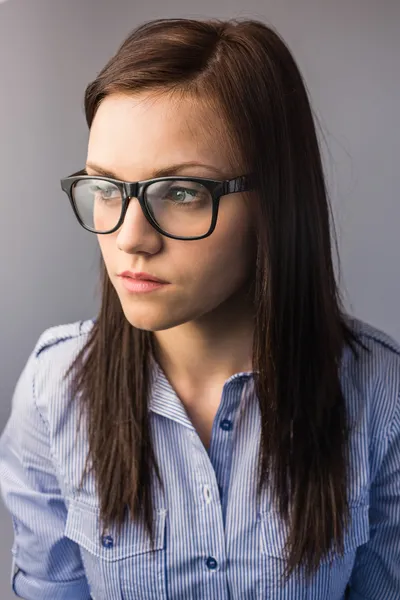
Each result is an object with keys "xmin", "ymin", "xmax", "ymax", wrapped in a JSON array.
[{"xmin": 0, "ymin": 17, "xmax": 399, "ymax": 600}]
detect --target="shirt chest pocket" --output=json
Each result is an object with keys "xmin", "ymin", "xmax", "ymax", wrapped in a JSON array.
[
  {"xmin": 64, "ymin": 499, "xmax": 168, "ymax": 600},
  {"xmin": 259, "ymin": 503, "xmax": 370, "ymax": 600}
]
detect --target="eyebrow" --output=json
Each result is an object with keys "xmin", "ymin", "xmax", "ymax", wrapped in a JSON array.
[{"xmin": 85, "ymin": 161, "xmax": 226, "ymax": 180}]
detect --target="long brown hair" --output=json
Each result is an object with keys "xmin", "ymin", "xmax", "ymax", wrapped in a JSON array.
[{"xmin": 66, "ymin": 17, "xmax": 365, "ymax": 581}]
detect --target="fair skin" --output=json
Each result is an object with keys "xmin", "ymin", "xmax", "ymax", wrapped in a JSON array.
[{"xmin": 88, "ymin": 92, "xmax": 256, "ymax": 450}]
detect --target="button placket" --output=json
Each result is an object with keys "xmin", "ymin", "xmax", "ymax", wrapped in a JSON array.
[{"xmin": 191, "ymin": 439, "xmax": 226, "ymax": 581}]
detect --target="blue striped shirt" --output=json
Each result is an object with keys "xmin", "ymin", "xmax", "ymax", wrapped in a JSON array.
[{"xmin": 0, "ymin": 316, "xmax": 399, "ymax": 600}]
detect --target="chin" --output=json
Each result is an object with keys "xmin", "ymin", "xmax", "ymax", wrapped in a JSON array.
[{"xmin": 121, "ymin": 304, "xmax": 190, "ymax": 332}]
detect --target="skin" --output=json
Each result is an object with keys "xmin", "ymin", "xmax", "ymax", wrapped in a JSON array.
[{"xmin": 87, "ymin": 92, "xmax": 256, "ymax": 448}]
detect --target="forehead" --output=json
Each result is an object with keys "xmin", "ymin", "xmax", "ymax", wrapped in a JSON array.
[{"xmin": 88, "ymin": 92, "xmax": 233, "ymax": 179}]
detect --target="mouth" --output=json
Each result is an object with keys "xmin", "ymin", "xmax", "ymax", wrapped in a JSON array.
[
  {"xmin": 117, "ymin": 271, "xmax": 170, "ymax": 293},
  {"xmin": 118, "ymin": 271, "xmax": 169, "ymax": 283}
]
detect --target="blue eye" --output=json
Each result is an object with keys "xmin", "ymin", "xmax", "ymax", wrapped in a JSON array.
[
  {"xmin": 145, "ymin": 180, "xmax": 212, "ymax": 212},
  {"xmin": 167, "ymin": 187, "xmax": 199, "ymax": 203},
  {"xmin": 89, "ymin": 183, "xmax": 121, "ymax": 201}
]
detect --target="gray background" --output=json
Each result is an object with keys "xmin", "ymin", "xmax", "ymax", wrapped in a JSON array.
[{"xmin": 0, "ymin": 0, "xmax": 399, "ymax": 595}]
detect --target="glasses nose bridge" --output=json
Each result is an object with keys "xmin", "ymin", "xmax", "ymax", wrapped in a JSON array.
[
  {"xmin": 120, "ymin": 181, "xmax": 141, "ymax": 220},
  {"xmin": 119, "ymin": 181, "xmax": 150, "ymax": 229},
  {"xmin": 124, "ymin": 181, "xmax": 139, "ymax": 200}
]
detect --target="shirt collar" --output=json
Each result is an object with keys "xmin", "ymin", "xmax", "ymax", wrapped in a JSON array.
[{"xmin": 148, "ymin": 357, "xmax": 253, "ymax": 429}]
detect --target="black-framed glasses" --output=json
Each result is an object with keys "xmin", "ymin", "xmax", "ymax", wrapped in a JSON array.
[{"xmin": 60, "ymin": 169, "xmax": 252, "ymax": 240}]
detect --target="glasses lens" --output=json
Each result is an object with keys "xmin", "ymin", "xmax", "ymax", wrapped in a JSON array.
[
  {"xmin": 72, "ymin": 178, "xmax": 122, "ymax": 232},
  {"xmin": 144, "ymin": 180, "xmax": 213, "ymax": 237}
]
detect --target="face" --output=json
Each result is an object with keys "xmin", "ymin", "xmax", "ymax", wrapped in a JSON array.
[{"xmin": 87, "ymin": 92, "xmax": 256, "ymax": 332}]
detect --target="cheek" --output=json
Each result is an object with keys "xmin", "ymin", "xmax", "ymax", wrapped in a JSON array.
[
  {"xmin": 211, "ymin": 206, "xmax": 255, "ymax": 276},
  {"xmin": 93, "ymin": 211, "xmax": 106, "ymax": 231},
  {"xmin": 97, "ymin": 236, "xmax": 116, "ymax": 271},
  {"xmin": 183, "ymin": 218, "xmax": 255, "ymax": 295}
]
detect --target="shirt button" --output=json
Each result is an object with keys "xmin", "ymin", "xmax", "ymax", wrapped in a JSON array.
[
  {"xmin": 203, "ymin": 484, "xmax": 212, "ymax": 504},
  {"xmin": 101, "ymin": 534, "xmax": 114, "ymax": 548},
  {"xmin": 220, "ymin": 419, "xmax": 233, "ymax": 431},
  {"xmin": 205, "ymin": 556, "xmax": 218, "ymax": 570}
]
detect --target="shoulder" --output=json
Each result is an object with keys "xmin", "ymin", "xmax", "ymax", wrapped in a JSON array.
[
  {"xmin": 29, "ymin": 319, "xmax": 95, "ymax": 420},
  {"xmin": 342, "ymin": 315, "xmax": 400, "ymax": 440},
  {"xmin": 7, "ymin": 318, "xmax": 95, "ymax": 439},
  {"xmin": 344, "ymin": 315, "xmax": 400, "ymax": 387},
  {"xmin": 346, "ymin": 315, "xmax": 400, "ymax": 360},
  {"xmin": 33, "ymin": 319, "xmax": 95, "ymax": 360},
  {"xmin": 13, "ymin": 319, "xmax": 95, "ymax": 398},
  {"xmin": 3, "ymin": 320, "xmax": 96, "ymax": 501},
  {"xmin": 32, "ymin": 318, "xmax": 95, "ymax": 373}
]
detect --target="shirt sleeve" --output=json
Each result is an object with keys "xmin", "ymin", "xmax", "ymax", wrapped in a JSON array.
[
  {"xmin": 0, "ymin": 347, "xmax": 91, "ymax": 600},
  {"xmin": 348, "ymin": 388, "xmax": 400, "ymax": 600}
]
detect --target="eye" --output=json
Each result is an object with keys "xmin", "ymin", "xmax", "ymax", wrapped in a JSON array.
[
  {"xmin": 167, "ymin": 186, "xmax": 199, "ymax": 203},
  {"xmin": 145, "ymin": 179, "xmax": 211, "ymax": 211},
  {"xmin": 89, "ymin": 182, "xmax": 121, "ymax": 201}
]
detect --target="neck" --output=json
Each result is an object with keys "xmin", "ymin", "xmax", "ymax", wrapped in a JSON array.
[{"xmin": 152, "ymin": 288, "xmax": 254, "ymax": 396}]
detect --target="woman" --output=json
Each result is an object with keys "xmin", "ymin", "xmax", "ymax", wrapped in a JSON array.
[{"xmin": 0, "ymin": 17, "xmax": 399, "ymax": 600}]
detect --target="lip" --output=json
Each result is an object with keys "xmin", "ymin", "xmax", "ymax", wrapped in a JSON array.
[
  {"xmin": 118, "ymin": 271, "xmax": 170, "ymax": 294},
  {"xmin": 118, "ymin": 271, "xmax": 169, "ymax": 284}
]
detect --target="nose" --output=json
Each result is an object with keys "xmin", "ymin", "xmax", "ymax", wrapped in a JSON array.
[{"xmin": 116, "ymin": 197, "xmax": 163, "ymax": 254}]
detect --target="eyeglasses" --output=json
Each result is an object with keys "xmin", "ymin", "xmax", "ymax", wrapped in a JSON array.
[{"xmin": 60, "ymin": 169, "xmax": 252, "ymax": 240}]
